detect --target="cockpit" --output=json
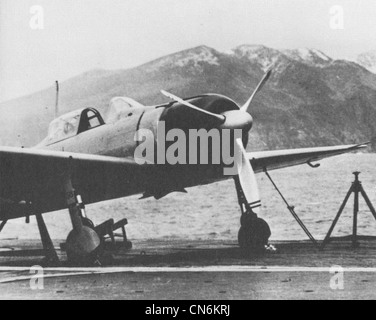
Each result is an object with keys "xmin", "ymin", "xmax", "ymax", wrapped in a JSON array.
[
  {"xmin": 43, "ymin": 97, "xmax": 145, "ymax": 146},
  {"xmin": 44, "ymin": 108, "xmax": 105, "ymax": 145}
]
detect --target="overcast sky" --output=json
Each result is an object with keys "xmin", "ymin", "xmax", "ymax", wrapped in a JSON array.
[{"xmin": 0, "ymin": 0, "xmax": 375, "ymax": 102}]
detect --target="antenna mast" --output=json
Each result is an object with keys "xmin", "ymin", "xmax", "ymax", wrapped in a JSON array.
[{"xmin": 54, "ymin": 80, "xmax": 59, "ymax": 119}]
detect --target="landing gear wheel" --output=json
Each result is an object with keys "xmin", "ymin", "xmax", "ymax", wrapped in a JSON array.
[
  {"xmin": 238, "ymin": 217, "xmax": 271, "ymax": 252},
  {"xmin": 123, "ymin": 240, "xmax": 133, "ymax": 250},
  {"xmin": 66, "ymin": 226, "xmax": 102, "ymax": 265}
]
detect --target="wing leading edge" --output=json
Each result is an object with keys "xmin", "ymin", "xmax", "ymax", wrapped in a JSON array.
[{"xmin": 248, "ymin": 143, "xmax": 370, "ymax": 173}]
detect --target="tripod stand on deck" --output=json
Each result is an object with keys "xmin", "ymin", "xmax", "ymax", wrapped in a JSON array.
[{"xmin": 321, "ymin": 172, "xmax": 376, "ymax": 249}]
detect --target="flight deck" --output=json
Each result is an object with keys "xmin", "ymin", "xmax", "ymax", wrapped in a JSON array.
[{"xmin": 0, "ymin": 238, "xmax": 375, "ymax": 300}]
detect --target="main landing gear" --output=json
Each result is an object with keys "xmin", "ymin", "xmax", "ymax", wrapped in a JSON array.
[
  {"xmin": 62, "ymin": 174, "xmax": 102, "ymax": 265},
  {"xmin": 35, "ymin": 171, "xmax": 131, "ymax": 266},
  {"xmin": 234, "ymin": 177, "xmax": 271, "ymax": 253}
]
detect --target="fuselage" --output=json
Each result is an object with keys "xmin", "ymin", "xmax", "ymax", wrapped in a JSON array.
[{"xmin": 34, "ymin": 94, "xmax": 248, "ymax": 201}]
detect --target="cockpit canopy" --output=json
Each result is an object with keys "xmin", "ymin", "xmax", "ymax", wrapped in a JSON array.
[
  {"xmin": 45, "ymin": 108, "xmax": 105, "ymax": 145},
  {"xmin": 43, "ymin": 97, "xmax": 144, "ymax": 145},
  {"xmin": 105, "ymin": 97, "xmax": 145, "ymax": 123}
]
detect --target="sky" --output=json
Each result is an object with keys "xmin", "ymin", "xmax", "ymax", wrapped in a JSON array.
[{"xmin": 0, "ymin": 0, "xmax": 375, "ymax": 102}]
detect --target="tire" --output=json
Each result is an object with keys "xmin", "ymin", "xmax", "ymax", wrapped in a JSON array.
[
  {"xmin": 238, "ymin": 217, "xmax": 271, "ymax": 251},
  {"xmin": 66, "ymin": 226, "xmax": 102, "ymax": 265}
]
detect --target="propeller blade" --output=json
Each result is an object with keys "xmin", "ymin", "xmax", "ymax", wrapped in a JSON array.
[
  {"xmin": 161, "ymin": 90, "xmax": 226, "ymax": 123},
  {"xmin": 235, "ymin": 138, "xmax": 261, "ymax": 214},
  {"xmin": 241, "ymin": 68, "xmax": 273, "ymax": 113}
]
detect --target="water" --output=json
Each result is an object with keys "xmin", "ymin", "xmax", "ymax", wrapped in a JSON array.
[{"xmin": 2, "ymin": 154, "xmax": 376, "ymax": 242}]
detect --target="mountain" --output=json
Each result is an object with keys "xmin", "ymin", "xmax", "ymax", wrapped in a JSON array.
[
  {"xmin": 282, "ymin": 48, "xmax": 333, "ymax": 67},
  {"xmin": 357, "ymin": 51, "xmax": 376, "ymax": 74},
  {"xmin": 1, "ymin": 45, "xmax": 376, "ymax": 151}
]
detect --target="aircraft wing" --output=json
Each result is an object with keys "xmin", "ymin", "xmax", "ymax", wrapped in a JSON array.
[
  {"xmin": 0, "ymin": 143, "xmax": 369, "ymax": 220},
  {"xmin": 0, "ymin": 147, "xmax": 155, "ymax": 220},
  {"xmin": 248, "ymin": 143, "xmax": 369, "ymax": 173}
]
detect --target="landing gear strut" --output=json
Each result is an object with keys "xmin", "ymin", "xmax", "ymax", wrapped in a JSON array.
[
  {"xmin": 234, "ymin": 177, "xmax": 271, "ymax": 252},
  {"xmin": 63, "ymin": 174, "xmax": 102, "ymax": 265},
  {"xmin": 36, "ymin": 213, "xmax": 60, "ymax": 265},
  {"xmin": 29, "ymin": 163, "xmax": 130, "ymax": 266}
]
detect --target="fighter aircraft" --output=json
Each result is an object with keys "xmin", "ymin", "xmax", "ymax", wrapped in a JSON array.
[{"xmin": 0, "ymin": 69, "xmax": 368, "ymax": 264}]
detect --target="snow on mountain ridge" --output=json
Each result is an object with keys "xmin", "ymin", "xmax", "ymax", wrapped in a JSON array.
[
  {"xmin": 145, "ymin": 44, "xmax": 337, "ymax": 74},
  {"xmin": 175, "ymin": 46, "xmax": 219, "ymax": 67},
  {"xmin": 282, "ymin": 48, "xmax": 332, "ymax": 67},
  {"xmin": 357, "ymin": 51, "xmax": 376, "ymax": 74},
  {"xmin": 311, "ymin": 49, "xmax": 331, "ymax": 61},
  {"xmin": 231, "ymin": 45, "xmax": 334, "ymax": 71},
  {"xmin": 146, "ymin": 46, "xmax": 219, "ymax": 72},
  {"xmin": 231, "ymin": 45, "xmax": 284, "ymax": 71}
]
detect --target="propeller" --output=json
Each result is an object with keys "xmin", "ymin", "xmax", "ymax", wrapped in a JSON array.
[
  {"xmin": 161, "ymin": 69, "xmax": 272, "ymax": 214},
  {"xmin": 161, "ymin": 68, "xmax": 272, "ymax": 131},
  {"xmin": 235, "ymin": 138, "xmax": 261, "ymax": 214},
  {"xmin": 241, "ymin": 68, "xmax": 272, "ymax": 114},
  {"xmin": 160, "ymin": 90, "xmax": 226, "ymax": 123},
  {"xmin": 161, "ymin": 90, "xmax": 254, "ymax": 131}
]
